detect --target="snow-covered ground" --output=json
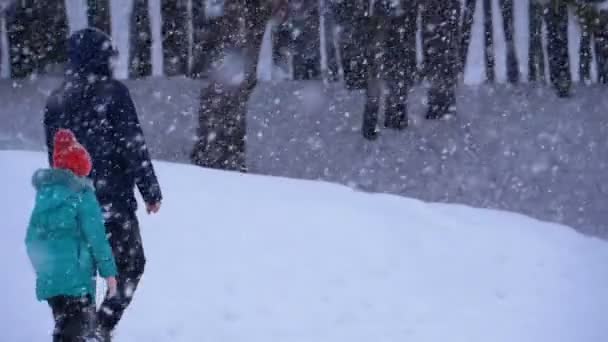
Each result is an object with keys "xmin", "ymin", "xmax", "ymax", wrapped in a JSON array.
[
  {"xmin": 1, "ymin": 78, "xmax": 607, "ymax": 239},
  {"xmin": 2, "ymin": 150, "xmax": 608, "ymax": 342}
]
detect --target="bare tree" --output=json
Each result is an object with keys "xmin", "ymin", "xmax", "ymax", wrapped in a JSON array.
[
  {"xmin": 483, "ymin": 0, "xmax": 494, "ymax": 82},
  {"xmin": 7, "ymin": 0, "xmax": 68, "ymax": 78},
  {"xmin": 87, "ymin": 0, "xmax": 111, "ymax": 34},
  {"xmin": 162, "ymin": 0, "xmax": 187, "ymax": 76},
  {"xmin": 545, "ymin": 0, "xmax": 571, "ymax": 97},
  {"xmin": 528, "ymin": 1, "xmax": 546, "ymax": 83},
  {"xmin": 500, "ymin": 0, "xmax": 519, "ymax": 83},
  {"xmin": 460, "ymin": 0, "xmax": 477, "ymax": 74},
  {"xmin": 130, "ymin": 0, "xmax": 152, "ymax": 78},
  {"xmin": 191, "ymin": 0, "xmax": 284, "ymax": 171}
]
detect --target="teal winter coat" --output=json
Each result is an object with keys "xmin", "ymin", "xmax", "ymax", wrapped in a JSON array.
[{"xmin": 25, "ymin": 168, "xmax": 117, "ymax": 301}]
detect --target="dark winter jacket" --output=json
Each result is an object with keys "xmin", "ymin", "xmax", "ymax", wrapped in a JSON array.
[{"xmin": 43, "ymin": 28, "xmax": 162, "ymax": 218}]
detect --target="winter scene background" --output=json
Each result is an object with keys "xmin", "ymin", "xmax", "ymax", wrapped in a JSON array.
[{"xmin": 1, "ymin": 0, "xmax": 608, "ymax": 341}]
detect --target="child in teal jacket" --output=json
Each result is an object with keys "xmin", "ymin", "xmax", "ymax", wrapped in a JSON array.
[{"xmin": 26, "ymin": 129, "xmax": 117, "ymax": 341}]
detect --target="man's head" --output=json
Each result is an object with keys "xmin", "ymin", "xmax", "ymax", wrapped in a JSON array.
[{"xmin": 67, "ymin": 27, "xmax": 117, "ymax": 77}]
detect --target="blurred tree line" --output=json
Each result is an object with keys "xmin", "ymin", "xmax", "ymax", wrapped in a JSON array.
[{"xmin": 1, "ymin": 0, "xmax": 607, "ymax": 87}]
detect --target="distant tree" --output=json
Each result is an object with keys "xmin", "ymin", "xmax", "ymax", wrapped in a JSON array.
[
  {"xmin": 272, "ymin": 20, "xmax": 292, "ymax": 77},
  {"xmin": 579, "ymin": 16, "xmax": 593, "ymax": 83},
  {"xmin": 483, "ymin": 0, "xmax": 495, "ymax": 82},
  {"xmin": 572, "ymin": 1, "xmax": 608, "ymax": 83},
  {"xmin": 334, "ymin": 0, "xmax": 369, "ymax": 90},
  {"xmin": 595, "ymin": 15, "xmax": 608, "ymax": 83},
  {"xmin": 87, "ymin": 0, "xmax": 111, "ymax": 34},
  {"xmin": 423, "ymin": 0, "xmax": 460, "ymax": 119},
  {"xmin": 189, "ymin": 0, "xmax": 206, "ymax": 78},
  {"xmin": 460, "ymin": 0, "xmax": 477, "ymax": 74},
  {"xmin": 7, "ymin": 0, "xmax": 68, "ymax": 78},
  {"xmin": 545, "ymin": 0, "xmax": 571, "ymax": 96},
  {"xmin": 291, "ymin": 0, "xmax": 321, "ymax": 80},
  {"xmin": 500, "ymin": 0, "xmax": 519, "ymax": 83},
  {"xmin": 0, "ymin": 13, "xmax": 7, "ymax": 78},
  {"xmin": 47, "ymin": 0, "xmax": 69, "ymax": 68},
  {"xmin": 321, "ymin": 0, "xmax": 339, "ymax": 81},
  {"xmin": 191, "ymin": 0, "xmax": 283, "ymax": 171},
  {"xmin": 362, "ymin": 0, "xmax": 418, "ymax": 139},
  {"xmin": 528, "ymin": 1, "xmax": 546, "ymax": 82},
  {"xmin": 195, "ymin": 15, "xmax": 224, "ymax": 79},
  {"xmin": 162, "ymin": 0, "xmax": 187, "ymax": 76},
  {"xmin": 130, "ymin": 0, "xmax": 152, "ymax": 78}
]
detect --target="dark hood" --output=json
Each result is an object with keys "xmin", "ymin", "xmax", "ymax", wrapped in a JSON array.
[{"xmin": 66, "ymin": 27, "xmax": 116, "ymax": 78}]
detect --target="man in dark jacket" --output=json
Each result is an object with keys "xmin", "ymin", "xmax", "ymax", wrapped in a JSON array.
[{"xmin": 43, "ymin": 27, "xmax": 162, "ymax": 340}]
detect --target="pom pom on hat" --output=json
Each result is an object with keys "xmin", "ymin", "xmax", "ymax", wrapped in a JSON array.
[{"xmin": 53, "ymin": 129, "xmax": 92, "ymax": 177}]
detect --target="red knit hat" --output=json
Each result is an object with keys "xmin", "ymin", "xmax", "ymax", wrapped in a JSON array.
[{"xmin": 53, "ymin": 129, "xmax": 92, "ymax": 177}]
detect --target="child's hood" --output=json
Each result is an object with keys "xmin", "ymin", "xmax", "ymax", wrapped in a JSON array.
[{"xmin": 31, "ymin": 168, "xmax": 94, "ymax": 211}]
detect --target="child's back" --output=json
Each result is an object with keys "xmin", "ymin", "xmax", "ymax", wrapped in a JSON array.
[{"xmin": 25, "ymin": 129, "xmax": 117, "ymax": 341}]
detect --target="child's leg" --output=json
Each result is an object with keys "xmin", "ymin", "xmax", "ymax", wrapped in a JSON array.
[{"xmin": 47, "ymin": 296, "xmax": 94, "ymax": 341}]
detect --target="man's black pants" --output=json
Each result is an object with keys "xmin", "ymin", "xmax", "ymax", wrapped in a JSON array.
[{"xmin": 97, "ymin": 211, "xmax": 146, "ymax": 332}]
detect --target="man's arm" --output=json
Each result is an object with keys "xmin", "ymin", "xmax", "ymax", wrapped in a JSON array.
[{"xmin": 108, "ymin": 82, "xmax": 163, "ymax": 206}]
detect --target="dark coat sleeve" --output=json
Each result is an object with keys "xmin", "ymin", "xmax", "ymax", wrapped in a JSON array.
[{"xmin": 107, "ymin": 81, "xmax": 163, "ymax": 205}]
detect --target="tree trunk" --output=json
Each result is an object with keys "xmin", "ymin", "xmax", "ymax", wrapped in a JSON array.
[
  {"xmin": 483, "ymin": 0, "xmax": 494, "ymax": 82},
  {"xmin": 460, "ymin": 0, "xmax": 477, "ymax": 74},
  {"xmin": 272, "ymin": 21, "xmax": 292, "ymax": 77},
  {"xmin": 48, "ymin": 0, "xmax": 69, "ymax": 68},
  {"xmin": 321, "ymin": 0, "xmax": 339, "ymax": 81},
  {"xmin": 579, "ymin": 19, "xmax": 592, "ymax": 83},
  {"xmin": 0, "ymin": 13, "xmax": 9, "ymax": 78},
  {"xmin": 87, "ymin": 0, "xmax": 111, "ymax": 34},
  {"xmin": 423, "ymin": 0, "xmax": 460, "ymax": 119},
  {"xmin": 189, "ymin": 0, "xmax": 206, "ymax": 78},
  {"xmin": 130, "ymin": 0, "xmax": 153, "ymax": 78},
  {"xmin": 500, "ymin": 0, "xmax": 519, "ymax": 83},
  {"xmin": 545, "ymin": 0, "xmax": 571, "ymax": 96},
  {"xmin": 162, "ymin": 0, "xmax": 187, "ymax": 76},
  {"xmin": 7, "ymin": 0, "xmax": 68, "ymax": 78},
  {"xmin": 7, "ymin": 1, "xmax": 29, "ymax": 78},
  {"xmin": 594, "ymin": 12, "xmax": 608, "ymax": 84},
  {"xmin": 191, "ymin": 0, "xmax": 271, "ymax": 171},
  {"xmin": 384, "ymin": 2, "xmax": 417, "ymax": 129},
  {"xmin": 336, "ymin": 0, "xmax": 369, "ymax": 90},
  {"xmin": 528, "ymin": 1, "xmax": 545, "ymax": 82},
  {"xmin": 197, "ymin": 15, "xmax": 225, "ymax": 79},
  {"xmin": 292, "ymin": 2, "xmax": 321, "ymax": 80}
]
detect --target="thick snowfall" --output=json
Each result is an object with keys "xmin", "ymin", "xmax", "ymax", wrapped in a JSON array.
[{"xmin": 2, "ymin": 151, "xmax": 607, "ymax": 342}]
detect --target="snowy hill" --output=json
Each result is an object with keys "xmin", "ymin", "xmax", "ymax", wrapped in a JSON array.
[
  {"xmin": 2, "ymin": 78, "xmax": 607, "ymax": 239},
  {"xmin": 2, "ymin": 151, "xmax": 608, "ymax": 342}
]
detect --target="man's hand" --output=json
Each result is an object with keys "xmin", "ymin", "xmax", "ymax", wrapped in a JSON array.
[
  {"xmin": 146, "ymin": 202, "xmax": 161, "ymax": 214},
  {"xmin": 106, "ymin": 277, "xmax": 118, "ymax": 298}
]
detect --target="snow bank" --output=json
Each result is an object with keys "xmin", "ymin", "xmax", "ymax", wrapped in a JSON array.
[{"xmin": 2, "ymin": 151, "xmax": 607, "ymax": 342}]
